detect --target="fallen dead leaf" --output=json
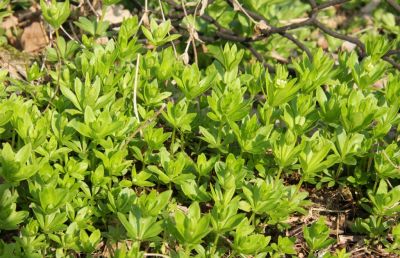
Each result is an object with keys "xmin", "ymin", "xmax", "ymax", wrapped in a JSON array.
[
  {"xmin": 341, "ymin": 41, "xmax": 356, "ymax": 52},
  {"xmin": 199, "ymin": 0, "xmax": 208, "ymax": 16},
  {"xmin": 0, "ymin": 15, "xmax": 18, "ymax": 30},
  {"xmin": 279, "ymin": 17, "xmax": 308, "ymax": 25},
  {"xmin": 339, "ymin": 235, "xmax": 361, "ymax": 243},
  {"xmin": 20, "ymin": 21, "xmax": 48, "ymax": 53},
  {"xmin": 180, "ymin": 52, "xmax": 189, "ymax": 65},
  {"xmin": 270, "ymin": 50, "xmax": 288, "ymax": 63},
  {"xmin": 318, "ymin": 36, "xmax": 329, "ymax": 49},
  {"xmin": 0, "ymin": 46, "xmax": 31, "ymax": 79},
  {"xmin": 373, "ymin": 77, "xmax": 387, "ymax": 90},
  {"xmin": 102, "ymin": 5, "xmax": 131, "ymax": 25},
  {"xmin": 95, "ymin": 36, "xmax": 109, "ymax": 45},
  {"xmin": 201, "ymin": 43, "xmax": 208, "ymax": 53},
  {"xmin": 322, "ymin": 15, "xmax": 346, "ymax": 29}
]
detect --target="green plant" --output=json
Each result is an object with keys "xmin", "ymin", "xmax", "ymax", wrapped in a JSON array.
[
  {"xmin": 0, "ymin": 0, "xmax": 400, "ymax": 256},
  {"xmin": 40, "ymin": 0, "xmax": 70, "ymax": 30},
  {"xmin": 303, "ymin": 217, "xmax": 336, "ymax": 257}
]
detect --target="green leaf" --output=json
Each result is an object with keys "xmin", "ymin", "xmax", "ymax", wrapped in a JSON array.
[{"xmin": 40, "ymin": 0, "xmax": 70, "ymax": 29}]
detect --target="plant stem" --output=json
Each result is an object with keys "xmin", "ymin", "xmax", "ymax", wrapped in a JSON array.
[
  {"xmin": 44, "ymin": 29, "xmax": 62, "ymax": 112},
  {"xmin": 296, "ymin": 177, "xmax": 304, "ymax": 193},
  {"xmin": 373, "ymin": 176, "xmax": 379, "ymax": 193},
  {"xmin": 185, "ymin": 246, "xmax": 191, "ymax": 256},
  {"xmin": 366, "ymin": 156, "xmax": 373, "ymax": 173},
  {"xmin": 11, "ymin": 130, "xmax": 15, "ymax": 148},
  {"xmin": 196, "ymin": 97, "xmax": 200, "ymax": 114},
  {"xmin": 180, "ymin": 130, "xmax": 185, "ymax": 152},
  {"xmin": 170, "ymin": 127, "xmax": 176, "ymax": 155},
  {"xmin": 250, "ymin": 213, "xmax": 256, "ymax": 227},
  {"xmin": 210, "ymin": 233, "xmax": 220, "ymax": 255},
  {"xmin": 100, "ymin": 4, "xmax": 107, "ymax": 22},
  {"xmin": 217, "ymin": 122, "xmax": 224, "ymax": 139},
  {"xmin": 275, "ymin": 167, "xmax": 283, "ymax": 182},
  {"xmin": 336, "ymin": 163, "xmax": 343, "ymax": 179}
]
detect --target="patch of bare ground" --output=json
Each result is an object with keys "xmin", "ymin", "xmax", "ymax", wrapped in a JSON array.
[{"xmin": 283, "ymin": 185, "xmax": 397, "ymax": 257}]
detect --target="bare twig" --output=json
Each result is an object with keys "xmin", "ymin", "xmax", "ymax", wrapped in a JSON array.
[
  {"xmin": 68, "ymin": 22, "xmax": 81, "ymax": 43},
  {"xmin": 179, "ymin": 0, "xmax": 203, "ymax": 65},
  {"xmin": 138, "ymin": 0, "xmax": 149, "ymax": 28},
  {"xmin": 225, "ymin": 0, "xmax": 314, "ymax": 60},
  {"xmin": 86, "ymin": 0, "xmax": 100, "ymax": 18},
  {"xmin": 313, "ymin": 19, "xmax": 366, "ymax": 57},
  {"xmin": 231, "ymin": 0, "xmax": 257, "ymax": 24},
  {"xmin": 165, "ymin": 0, "xmax": 400, "ymax": 71},
  {"xmin": 317, "ymin": 0, "xmax": 350, "ymax": 10},
  {"xmin": 387, "ymin": 0, "xmax": 400, "ymax": 13},
  {"xmin": 60, "ymin": 25, "xmax": 78, "ymax": 42},
  {"xmin": 382, "ymin": 56, "xmax": 400, "ymax": 70},
  {"xmin": 281, "ymin": 33, "xmax": 313, "ymax": 60}
]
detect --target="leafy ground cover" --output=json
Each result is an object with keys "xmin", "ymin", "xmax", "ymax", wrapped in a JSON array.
[{"xmin": 0, "ymin": 0, "xmax": 400, "ymax": 257}]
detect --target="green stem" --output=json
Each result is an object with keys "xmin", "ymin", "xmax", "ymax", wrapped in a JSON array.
[
  {"xmin": 185, "ymin": 246, "xmax": 191, "ymax": 256},
  {"xmin": 11, "ymin": 130, "xmax": 15, "ymax": 148},
  {"xmin": 296, "ymin": 177, "xmax": 304, "ymax": 193},
  {"xmin": 250, "ymin": 213, "xmax": 256, "ymax": 227},
  {"xmin": 133, "ymin": 240, "xmax": 141, "ymax": 254},
  {"xmin": 275, "ymin": 167, "xmax": 283, "ymax": 183},
  {"xmin": 100, "ymin": 5, "xmax": 107, "ymax": 22},
  {"xmin": 44, "ymin": 29, "xmax": 62, "ymax": 111},
  {"xmin": 217, "ymin": 122, "xmax": 224, "ymax": 140},
  {"xmin": 196, "ymin": 97, "xmax": 200, "ymax": 114},
  {"xmin": 336, "ymin": 163, "xmax": 343, "ymax": 180},
  {"xmin": 366, "ymin": 156, "xmax": 373, "ymax": 173},
  {"xmin": 180, "ymin": 130, "xmax": 185, "ymax": 152},
  {"xmin": 170, "ymin": 127, "xmax": 176, "ymax": 155},
  {"xmin": 376, "ymin": 216, "xmax": 383, "ymax": 229},
  {"xmin": 373, "ymin": 176, "xmax": 379, "ymax": 193},
  {"xmin": 210, "ymin": 233, "xmax": 220, "ymax": 255}
]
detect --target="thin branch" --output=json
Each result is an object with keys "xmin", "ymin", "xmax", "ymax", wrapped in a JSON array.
[
  {"xmin": 86, "ymin": 0, "xmax": 100, "ymax": 18},
  {"xmin": 317, "ymin": 0, "xmax": 350, "ymax": 10},
  {"xmin": 382, "ymin": 56, "xmax": 400, "ymax": 71},
  {"xmin": 281, "ymin": 32, "xmax": 313, "ymax": 60},
  {"xmin": 243, "ymin": 43, "xmax": 268, "ymax": 69},
  {"xmin": 387, "ymin": 0, "xmax": 400, "ymax": 13},
  {"xmin": 68, "ymin": 22, "xmax": 81, "ymax": 43},
  {"xmin": 224, "ymin": 0, "xmax": 313, "ymax": 59},
  {"xmin": 266, "ymin": 15, "xmax": 316, "ymax": 35},
  {"xmin": 60, "ymin": 25, "xmax": 79, "ymax": 43},
  {"xmin": 385, "ymin": 49, "xmax": 400, "ymax": 56},
  {"xmin": 138, "ymin": 0, "xmax": 149, "ymax": 29},
  {"xmin": 166, "ymin": 0, "xmax": 400, "ymax": 71},
  {"xmin": 231, "ymin": 0, "xmax": 258, "ymax": 24},
  {"xmin": 312, "ymin": 19, "xmax": 366, "ymax": 57},
  {"xmin": 309, "ymin": 0, "xmax": 318, "ymax": 9}
]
